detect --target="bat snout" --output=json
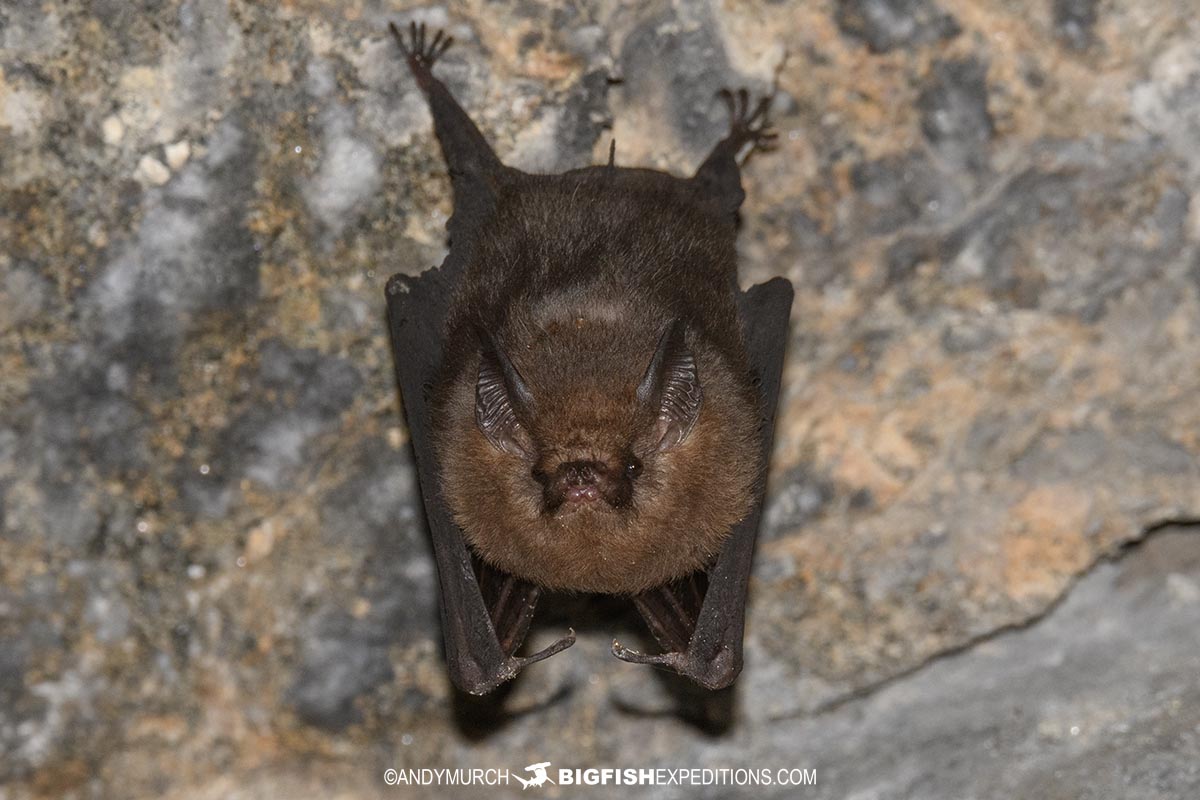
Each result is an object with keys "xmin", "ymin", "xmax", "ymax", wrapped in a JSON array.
[
  {"xmin": 540, "ymin": 458, "xmax": 631, "ymax": 512},
  {"xmin": 564, "ymin": 484, "xmax": 601, "ymax": 503},
  {"xmin": 561, "ymin": 460, "xmax": 603, "ymax": 487},
  {"xmin": 559, "ymin": 460, "xmax": 605, "ymax": 505}
]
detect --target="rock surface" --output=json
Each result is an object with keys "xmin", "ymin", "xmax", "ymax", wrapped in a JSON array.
[{"xmin": 2, "ymin": 0, "xmax": 1199, "ymax": 797}]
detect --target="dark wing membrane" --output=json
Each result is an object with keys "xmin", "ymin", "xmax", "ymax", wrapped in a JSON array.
[
  {"xmin": 391, "ymin": 21, "xmax": 518, "ymax": 254},
  {"xmin": 615, "ymin": 277, "xmax": 793, "ymax": 689},
  {"xmin": 387, "ymin": 267, "xmax": 575, "ymax": 696},
  {"xmin": 630, "ymin": 571, "xmax": 708, "ymax": 654},
  {"xmin": 385, "ymin": 25, "xmax": 572, "ymax": 695},
  {"xmin": 476, "ymin": 556, "xmax": 543, "ymax": 656}
]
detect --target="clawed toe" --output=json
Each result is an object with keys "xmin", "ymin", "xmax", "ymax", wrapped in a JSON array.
[
  {"xmin": 717, "ymin": 86, "xmax": 778, "ymax": 153},
  {"xmin": 612, "ymin": 639, "xmax": 684, "ymax": 669},
  {"xmin": 390, "ymin": 20, "xmax": 454, "ymax": 68}
]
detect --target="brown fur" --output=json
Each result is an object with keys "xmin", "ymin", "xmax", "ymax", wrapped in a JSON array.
[{"xmin": 431, "ymin": 169, "xmax": 761, "ymax": 594}]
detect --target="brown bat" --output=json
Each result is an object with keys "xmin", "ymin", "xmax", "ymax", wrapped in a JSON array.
[{"xmin": 385, "ymin": 22, "xmax": 793, "ymax": 694}]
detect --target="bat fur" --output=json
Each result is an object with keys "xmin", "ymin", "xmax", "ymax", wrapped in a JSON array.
[{"xmin": 433, "ymin": 173, "xmax": 762, "ymax": 593}]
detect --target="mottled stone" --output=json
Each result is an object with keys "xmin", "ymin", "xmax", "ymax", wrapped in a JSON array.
[
  {"xmin": 762, "ymin": 466, "xmax": 833, "ymax": 540},
  {"xmin": 834, "ymin": 0, "xmax": 960, "ymax": 54},
  {"xmin": 0, "ymin": 265, "xmax": 50, "ymax": 332},
  {"xmin": 552, "ymin": 68, "xmax": 613, "ymax": 169},
  {"xmin": 616, "ymin": 5, "xmax": 739, "ymax": 165},
  {"xmin": 1131, "ymin": 40, "xmax": 1200, "ymax": 179},
  {"xmin": 216, "ymin": 340, "xmax": 362, "ymax": 490},
  {"xmin": 1053, "ymin": 0, "xmax": 1099, "ymax": 51},
  {"xmin": 917, "ymin": 57, "xmax": 994, "ymax": 174},
  {"xmin": 287, "ymin": 621, "xmax": 396, "ymax": 731},
  {"xmin": 849, "ymin": 149, "xmax": 962, "ymax": 235}
]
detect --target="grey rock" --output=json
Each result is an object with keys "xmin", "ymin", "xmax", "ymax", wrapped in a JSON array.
[
  {"xmin": 0, "ymin": 638, "xmax": 28, "ymax": 712},
  {"xmin": 176, "ymin": 462, "xmax": 236, "ymax": 520},
  {"xmin": 286, "ymin": 440, "xmax": 437, "ymax": 730},
  {"xmin": 218, "ymin": 339, "xmax": 362, "ymax": 491},
  {"xmin": 304, "ymin": 105, "xmax": 382, "ymax": 235},
  {"xmin": 287, "ymin": 626, "xmax": 395, "ymax": 730},
  {"xmin": 834, "ymin": 0, "xmax": 961, "ymax": 53},
  {"xmin": 256, "ymin": 338, "xmax": 362, "ymax": 419},
  {"xmin": 763, "ymin": 467, "xmax": 833, "ymax": 539},
  {"xmin": 1131, "ymin": 38, "xmax": 1200, "ymax": 177},
  {"xmin": 849, "ymin": 149, "xmax": 963, "ymax": 235},
  {"xmin": 349, "ymin": 525, "xmax": 1200, "ymax": 800},
  {"xmin": 0, "ymin": 265, "xmax": 51, "ymax": 332},
  {"xmin": 918, "ymin": 57, "xmax": 994, "ymax": 174},
  {"xmin": 1053, "ymin": 0, "xmax": 1099, "ymax": 51},
  {"xmin": 84, "ymin": 116, "xmax": 260, "ymax": 377},
  {"xmin": 13, "ymin": 348, "xmax": 149, "ymax": 485},
  {"xmin": 318, "ymin": 439, "xmax": 436, "ymax": 625},
  {"xmin": 884, "ymin": 234, "xmax": 938, "ymax": 284},
  {"xmin": 742, "ymin": 527, "xmax": 1200, "ymax": 799},
  {"xmin": 618, "ymin": 6, "xmax": 736, "ymax": 161},
  {"xmin": 553, "ymin": 69, "xmax": 613, "ymax": 169},
  {"xmin": 939, "ymin": 313, "xmax": 997, "ymax": 353},
  {"xmin": 932, "ymin": 146, "xmax": 1188, "ymax": 318},
  {"xmin": 319, "ymin": 441, "xmax": 415, "ymax": 546},
  {"xmin": 1014, "ymin": 423, "xmax": 1199, "ymax": 487}
]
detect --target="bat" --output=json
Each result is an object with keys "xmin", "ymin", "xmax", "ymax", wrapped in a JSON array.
[{"xmin": 385, "ymin": 21, "xmax": 793, "ymax": 695}]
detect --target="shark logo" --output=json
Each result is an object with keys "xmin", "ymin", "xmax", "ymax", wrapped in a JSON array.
[{"xmin": 515, "ymin": 762, "xmax": 554, "ymax": 790}]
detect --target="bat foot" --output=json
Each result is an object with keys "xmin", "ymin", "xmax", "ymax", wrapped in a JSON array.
[
  {"xmin": 457, "ymin": 629, "xmax": 576, "ymax": 695},
  {"xmin": 390, "ymin": 20, "xmax": 454, "ymax": 81},
  {"xmin": 611, "ymin": 639, "xmax": 683, "ymax": 669},
  {"xmin": 514, "ymin": 627, "xmax": 576, "ymax": 669},
  {"xmin": 716, "ymin": 87, "xmax": 778, "ymax": 157},
  {"xmin": 612, "ymin": 640, "xmax": 740, "ymax": 690}
]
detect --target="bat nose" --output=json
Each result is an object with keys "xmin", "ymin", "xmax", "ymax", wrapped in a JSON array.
[
  {"xmin": 559, "ymin": 460, "xmax": 605, "ymax": 503},
  {"xmin": 561, "ymin": 460, "xmax": 603, "ymax": 486}
]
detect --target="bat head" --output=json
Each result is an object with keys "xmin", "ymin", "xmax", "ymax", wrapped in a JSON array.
[{"xmin": 435, "ymin": 312, "xmax": 761, "ymax": 594}]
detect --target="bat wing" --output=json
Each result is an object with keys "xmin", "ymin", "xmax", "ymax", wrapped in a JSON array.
[
  {"xmin": 386, "ymin": 267, "xmax": 574, "ymax": 696},
  {"xmin": 389, "ymin": 22, "xmax": 520, "ymax": 264},
  {"xmin": 614, "ymin": 277, "xmax": 794, "ymax": 689},
  {"xmin": 612, "ymin": 87, "xmax": 790, "ymax": 690},
  {"xmin": 386, "ymin": 24, "xmax": 572, "ymax": 696}
]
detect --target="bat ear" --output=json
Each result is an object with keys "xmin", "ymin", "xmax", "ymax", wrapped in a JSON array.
[
  {"xmin": 637, "ymin": 319, "xmax": 703, "ymax": 451},
  {"xmin": 475, "ymin": 332, "xmax": 536, "ymax": 457}
]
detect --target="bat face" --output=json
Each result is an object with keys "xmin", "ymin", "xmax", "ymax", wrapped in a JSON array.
[
  {"xmin": 432, "ymin": 186, "xmax": 762, "ymax": 595},
  {"xmin": 435, "ymin": 325, "xmax": 760, "ymax": 596}
]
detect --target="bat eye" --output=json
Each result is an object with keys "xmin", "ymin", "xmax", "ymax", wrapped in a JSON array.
[{"xmin": 625, "ymin": 457, "xmax": 643, "ymax": 479}]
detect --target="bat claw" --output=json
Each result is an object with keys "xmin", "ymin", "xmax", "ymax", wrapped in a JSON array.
[
  {"xmin": 716, "ymin": 86, "xmax": 777, "ymax": 156},
  {"xmin": 611, "ymin": 639, "xmax": 683, "ymax": 669},
  {"xmin": 612, "ymin": 640, "xmax": 739, "ymax": 689},
  {"xmin": 514, "ymin": 627, "xmax": 576, "ymax": 668},
  {"xmin": 390, "ymin": 20, "xmax": 454, "ymax": 76}
]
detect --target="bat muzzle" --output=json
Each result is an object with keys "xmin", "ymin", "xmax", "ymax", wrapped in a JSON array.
[{"xmin": 539, "ymin": 459, "xmax": 632, "ymax": 513}]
